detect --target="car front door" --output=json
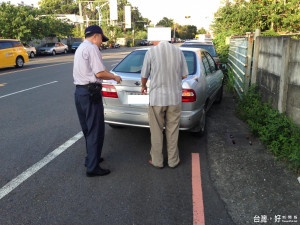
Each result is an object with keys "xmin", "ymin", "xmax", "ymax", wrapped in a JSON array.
[
  {"xmin": 55, "ymin": 43, "xmax": 61, "ymax": 53},
  {"xmin": 203, "ymin": 51, "xmax": 223, "ymax": 101},
  {"xmin": 0, "ymin": 41, "xmax": 14, "ymax": 67}
]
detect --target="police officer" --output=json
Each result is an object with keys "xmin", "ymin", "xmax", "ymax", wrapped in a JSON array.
[{"xmin": 73, "ymin": 25, "xmax": 122, "ymax": 177}]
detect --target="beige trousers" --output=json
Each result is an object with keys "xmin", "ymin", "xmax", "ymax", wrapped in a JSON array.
[{"xmin": 148, "ymin": 104, "xmax": 181, "ymax": 167}]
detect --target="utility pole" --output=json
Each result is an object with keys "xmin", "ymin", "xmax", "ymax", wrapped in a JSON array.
[
  {"xmin": 79, "ymin": 1, "xmax": 83, "ymax": 35},
  {"xmin": 78, "ymin": 0, "xmax": 109, "ymax": 35},
  {"xmin": 173, "ymin": 26, "xmax": 176, "ymax": 43}
]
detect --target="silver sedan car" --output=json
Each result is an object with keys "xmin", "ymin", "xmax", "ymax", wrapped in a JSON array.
[
  {"xmin": 102, "ymin": 47, "xmax": 224, "ymax": 135},
  {"xmin": 38, "ymin": 42, "xmax": 68, "ymax": 56}
]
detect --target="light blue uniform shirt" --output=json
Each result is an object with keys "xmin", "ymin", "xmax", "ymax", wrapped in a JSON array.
[
  {"xmin": 73, "ymin": 40, "xmax": 105, "ymax": 85},
  {"xmin": 141, "ymin": 41, "xmax": 189, "ymax": 106}
]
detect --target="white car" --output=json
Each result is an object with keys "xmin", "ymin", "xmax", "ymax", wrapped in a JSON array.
[{"xmin": 23, "ymin": 43, "xmax": 36, "ymax": 58}]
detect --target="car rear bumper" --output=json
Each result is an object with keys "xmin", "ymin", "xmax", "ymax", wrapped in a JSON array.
[{"xmin": 104, "ymin": 105, "xmax": 203, "ymax": 131}]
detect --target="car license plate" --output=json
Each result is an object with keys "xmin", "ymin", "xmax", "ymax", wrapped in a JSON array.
[{"xmin": 127, "ymin": 92, "xmax": 149, "ymax": 104}]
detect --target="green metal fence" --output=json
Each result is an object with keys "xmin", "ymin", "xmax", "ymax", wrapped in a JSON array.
[{"xmin": 228, "ymin": 36, "xmax": 254, "ymax": 98}]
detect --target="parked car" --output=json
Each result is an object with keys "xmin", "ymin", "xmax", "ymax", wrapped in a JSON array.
[
  {"xmin": 23, "ymin": 43, "xmax": 36, "ymax": 58},
  {"xmin": 71, "ymin": 42, "xmax": 82, "ymax": 53},
  {"xmin": 140, "ymin": 40, "xmax": 148, "ymax": 46},
  {"xmin": 0, "ymin": 39, "xmax": 29, "ymax": 69},
  {"xmin": 38, "ymin": 42, "xmax": 68, "ymax": 56},
  {"xmin": 181, "ymin": 41, "xmax": 220, "ymax": 65},
  {"xmin": 102, "ymin": 47, "xmax": 225, "ymax": 135}
]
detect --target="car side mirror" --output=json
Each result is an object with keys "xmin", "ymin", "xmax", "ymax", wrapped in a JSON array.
[{"xmin": 218, "ymin": 63, "xmax": 227, "ymax": 71}]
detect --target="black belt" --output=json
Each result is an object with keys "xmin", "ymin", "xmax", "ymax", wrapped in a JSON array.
[
  {"xmin": 76, "ymin": 84, "xmax": 89, "ymax": 89},
  {"xmin": 76, "ymin": 83, "xmax": 102, "ymax": 89}
]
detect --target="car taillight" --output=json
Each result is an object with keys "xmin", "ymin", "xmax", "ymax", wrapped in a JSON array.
[
  {"xmin": 182, "ymin": 89, "xmax": 196, "ymax": 102},
  {"xmin": 102, "ymin": 84, "xmax": 118, "ymax": 98}
]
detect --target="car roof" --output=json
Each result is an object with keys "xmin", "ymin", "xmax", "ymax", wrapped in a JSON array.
[
  {"xmin": 135, "ymin": 46, "xmax": 203, "ymax": 53},
  {"xmin": 183, "ymin": 41, "xmax": 213, "ymax": 45}
]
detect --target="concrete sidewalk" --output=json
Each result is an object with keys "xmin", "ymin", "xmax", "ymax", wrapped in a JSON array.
[{"xmin": 206, "ymin": 92, "xmax": 299, "ymax": 225}]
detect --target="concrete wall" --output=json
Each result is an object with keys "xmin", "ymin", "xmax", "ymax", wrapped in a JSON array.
[
  {"xmin": 252, "ymin": 36, "xmax": 300, "ymax": 125},
  {"xmin": 286, "ymin": 39, "xmax": 300, "ymax": 124}
]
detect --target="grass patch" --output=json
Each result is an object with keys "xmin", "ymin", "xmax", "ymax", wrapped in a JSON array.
[{"xmin": 237, "ymin": 85, "xmax": 300, "ymax": 173}]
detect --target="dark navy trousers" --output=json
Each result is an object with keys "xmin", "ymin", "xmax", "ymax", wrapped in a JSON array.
[{"xmin": 75, "ymin": 87, "xmax": 105, "ymax": 173}]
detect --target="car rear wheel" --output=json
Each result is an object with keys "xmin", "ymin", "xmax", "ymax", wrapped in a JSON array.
[
  {"xmin": 198, "ymin": 108, "xmax": 206, "ymax": 136},
  {"xmin": 192, "ymin": 108, "xmax": 206, "ymax": 137},
  {"xmin": 52, "ymin": 50, "xmax": 56, "ymax": 56},
  {"xmin": 30, "ymin": 52, "xmax": 35, "ymax": 58},
  {"xmin": 15, "ymin": 56, "xmax": 24, "ymax": 68}
]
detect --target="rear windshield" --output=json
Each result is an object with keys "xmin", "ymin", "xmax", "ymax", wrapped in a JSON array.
[
  {"xmin": 181, "ymin": 44, "xmax": 217, "ymax": 57},
  {"xmin": 113, "ymin": 50, "xmax": 196, "ymax": 75}
]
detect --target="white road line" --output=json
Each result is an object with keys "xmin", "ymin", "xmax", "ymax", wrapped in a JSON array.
[
  {"xmin": 0, "ymin": 131, "xmax": 83, "ymax": 200},
  {"xmin": 0, "ymin": 81, "xmax": 58, "ymax": 99},
  {"xmin": 0, "ymin": 62, "xmax": 72, "ymax": 76}
]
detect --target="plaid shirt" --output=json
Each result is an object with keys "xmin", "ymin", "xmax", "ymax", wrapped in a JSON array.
[{"xmin": 141, "ymin": 41, "xmax": 188, "ymax": 106}]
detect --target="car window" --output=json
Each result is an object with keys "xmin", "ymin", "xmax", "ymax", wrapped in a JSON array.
[
  {"xmin": 182, "ymin": 44, "xmax": 217, "ymax": 57},
  {"xmin": 204, "ymin": 52, "xmax": 216, "ymax": 73},
  {"xmin": 0, "ymin": 41, "xmax": 13, "ymax": 49},
  {"xmin": 182, "ymin": 51, "xmax": 196, "ymax": 75},
  {"xmin": 44, "ymin": 43, "xmax": 55, "ymax": 47},
  {"xmin": 113, "ymin": 50, "xmax": 146, "ymax": 73},
  {"xmin": 12, "ymin": 41, "xmax": 23, "ymax": 47},
  {"xmin": 113, "ymin": 50, "xmax": 196, "ymax": 75},
  {"xmin": 201, "ymin": 52, "xmax": 211, "ymax": 76}
]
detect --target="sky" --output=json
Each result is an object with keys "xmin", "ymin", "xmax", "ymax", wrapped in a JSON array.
[
  {"xmin": 0, "ymin": 0, "xmax": 224, "ymax": 30},
  {"xmin": 128, "ymin": 0, "xmax": 224, "ymax": 30}
]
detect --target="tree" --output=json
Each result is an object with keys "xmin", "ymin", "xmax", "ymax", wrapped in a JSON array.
[
  {"xmin": 0, "ymin": 2, "xmax": 73, "ymax": 42},
  {"xmin": 197, "ymin": 27, "xmax": 207, "ymax": 34},
  {"xmin": 156, "ymin": 17, "xmax": 174, "ymax": 27},
  {"xmin": 0, "ymin": 3, "xmax": 39, "ymax": 41},
  {"xmin": 176, "ymin": 25, "xmax": 197, "ymax": 39},
  {"xmin": 38, "ymin": 0, "xmax": 78, "ymax": 14},
  {"xmin": 211, "ymin": 0, "xmax": 300, "ymax": 35},
  {"xmin": 210, "ymin": 0, "xmax": 300, "ymax": 63}
]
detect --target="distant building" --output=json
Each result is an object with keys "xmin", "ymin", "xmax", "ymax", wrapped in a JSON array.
[{"xmin": 56, "ymin": 14, "xmax": 84, "ymax": 25}]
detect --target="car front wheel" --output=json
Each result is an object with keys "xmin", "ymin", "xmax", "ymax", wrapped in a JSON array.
[
  {"xmin": 15, "ymin": 56, "xmax": 24, "ymax": 68},
  {"xmin": 215, "ymin": 83, "xmax": 224, "ymax": 104},
  {"xmin": 30, "ymin": 52, "xmax": 35, "ymax": 58},
  {"xmin": 64, "ymin": 49, "xmax": 67, "ymax": 54},
  {"xmin": 52, "ymin": 50, "xmax": 56, "ymax": 56}
]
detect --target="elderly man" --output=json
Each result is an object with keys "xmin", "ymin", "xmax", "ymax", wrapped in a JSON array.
[
  {"xmin": 73, "ymin": 25, "xmax": 122, "ymax": 177},
  {"xmin": 141, "ymin": 41, "xmax": 188, "ymax": 168}
]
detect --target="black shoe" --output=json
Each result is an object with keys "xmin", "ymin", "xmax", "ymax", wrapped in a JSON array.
[
  {"xmin": 84, "ymin": 157, "xmax": 104, "ymax": 167},
  {"xmin": 86, "ymin": 167, "xmax": 110, "ymax": 177}
]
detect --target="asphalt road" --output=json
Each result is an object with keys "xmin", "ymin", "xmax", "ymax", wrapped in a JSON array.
[{"xmin": 0, "ymin": 48, "xmax": 234, "ymax": 225}]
